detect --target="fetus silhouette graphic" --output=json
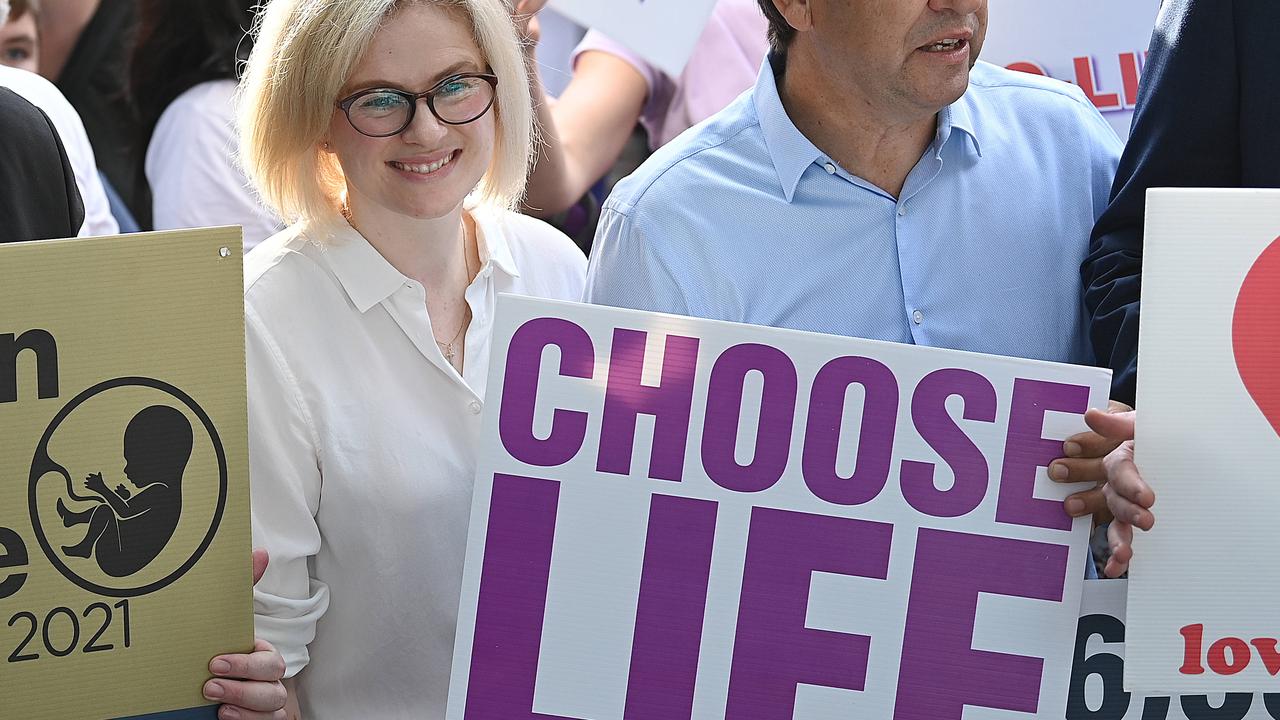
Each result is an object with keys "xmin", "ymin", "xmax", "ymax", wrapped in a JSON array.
[
  {"xmin": 58, "ymin": 405, "xmax": 192, "ymax": 577},
  {"xmin": 29, "ymin": 376, "xmax": 228, "ymax": 597}
]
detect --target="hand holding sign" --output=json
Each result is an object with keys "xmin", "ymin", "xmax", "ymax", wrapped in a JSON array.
[
  {"xmin": 1053, "ymin": 400, "xmax": 1133, "ymax": 521},
  {"xmin": 204, "ymin": 548, "xmax": 289, "ymax": 719},
  {"xmin": 1100, "ymin": 234, "xmax": 1280, "ymax": 580}
]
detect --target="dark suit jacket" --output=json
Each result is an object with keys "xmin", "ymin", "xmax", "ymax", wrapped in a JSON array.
[
  {"xmin": 0, "ymin": 87, "xmax": 85, "ymax": 243},
  {"xmin": 1083, "ymin": 0, "xmax": 1280, "ymax": 405}
]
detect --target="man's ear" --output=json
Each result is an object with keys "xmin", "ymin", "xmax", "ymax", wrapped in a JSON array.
[{"xmin": 770, "ymin": 0, "xmax": 814, "ymax": 33}]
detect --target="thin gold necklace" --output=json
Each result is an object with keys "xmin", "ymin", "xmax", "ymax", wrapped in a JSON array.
[{"xmin": 435, "ymin": 222, "xmax": 473, "ymax": 366}]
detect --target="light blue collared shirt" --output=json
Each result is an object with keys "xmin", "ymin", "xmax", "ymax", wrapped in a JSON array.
[{"xmin": 585, "ymin": 56, "xmax": 1123, "ymax": 368}]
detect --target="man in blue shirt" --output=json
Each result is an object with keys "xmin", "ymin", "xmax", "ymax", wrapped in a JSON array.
[{"xmin": 584, "ymin": 0, "xmax": 1125, "ymax": 527}]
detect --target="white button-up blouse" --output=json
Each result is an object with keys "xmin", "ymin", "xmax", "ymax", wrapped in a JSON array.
[{"xmin": 245, "ymin": 205, "xmax": 586, "ymax": 719}]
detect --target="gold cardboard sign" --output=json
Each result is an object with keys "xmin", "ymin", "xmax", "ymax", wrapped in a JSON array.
[{"xmin": 0, "ymin": 229, "xmax": 252, "ymax": 719}]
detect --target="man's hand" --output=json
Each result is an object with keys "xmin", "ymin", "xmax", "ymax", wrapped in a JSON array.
[
  {"xmin": 204, "ymin": 548, "xmax": 290, "ymax": 719},
  {"xmin": 1050, "ymin": 400, "xmax": 1132, "ymax": 521}
]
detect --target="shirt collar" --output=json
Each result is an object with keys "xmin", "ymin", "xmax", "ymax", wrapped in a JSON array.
[
  {"xmin": 471, "ymin": 204, "xmax": 522, "ymax": 280},
  {"xmin": 753, "ymin": 54, "xmax": 826, "ymax": 203},
  {"xmin": 309, "ymin": 210, "xmax": 408, "ymax": 314},
  {"xmin": 940, "ymin": 93, "xmax": 983, "ymax": 158},
  {"xmin": 754, "ymin": 54, "xmax": 985, "ymax": 201},
  {"xmin": 308, "ymin": 203, "xmax": 522, "ymax": 314}
]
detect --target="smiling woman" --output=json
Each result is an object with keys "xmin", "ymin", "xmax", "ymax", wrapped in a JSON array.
[{"xmin": 231, "ymin": 0, "xmax": 587, "ymax": 718}]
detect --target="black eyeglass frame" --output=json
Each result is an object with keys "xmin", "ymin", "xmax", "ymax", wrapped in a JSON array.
[{"xmin": 336, "ymin": 72, "xmax": 499, "ymax": 138}]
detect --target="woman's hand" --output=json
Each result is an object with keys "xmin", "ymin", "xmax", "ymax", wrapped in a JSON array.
[
  {"xmin": 1086, "ymin": 410, "xmax": 1153, "ymax": 578},
  {"xmin": 204, "ymin": 549, "xmax": 290, "ymax": 719}
]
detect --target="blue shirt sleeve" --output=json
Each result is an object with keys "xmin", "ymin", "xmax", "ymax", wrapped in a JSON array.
[{"xmin": 583, "ymin": 203, "xmax": 692, "ymax": 316}]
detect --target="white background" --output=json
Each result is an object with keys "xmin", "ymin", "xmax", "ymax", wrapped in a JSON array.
[{"xmin": 548, "ymin": 0, "xmax": 719, "ymax": 77}]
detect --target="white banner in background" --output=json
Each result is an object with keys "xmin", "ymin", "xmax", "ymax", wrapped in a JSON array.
[
  {"xmin": 548, "ymin": 0, "xmax": 718, "ymax": 78},
  {"xmin": 983, "ymin": 0, "xmax": 1162, "ymax": 138}
]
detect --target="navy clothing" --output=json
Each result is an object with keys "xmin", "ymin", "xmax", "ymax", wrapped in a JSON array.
[{"xmin": 1084, "ymin": 0, "xmax": 1280, "ymax": 405}]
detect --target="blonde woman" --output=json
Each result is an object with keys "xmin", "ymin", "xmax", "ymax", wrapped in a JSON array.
[{"xmin": 220, "ymin": 0, "xmax": 587, "ymax": 716}]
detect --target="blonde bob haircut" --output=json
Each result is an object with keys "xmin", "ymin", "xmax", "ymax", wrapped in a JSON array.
[{"xmin": 239, "ymin": 0, "xmax": 533, "ymax": 224}]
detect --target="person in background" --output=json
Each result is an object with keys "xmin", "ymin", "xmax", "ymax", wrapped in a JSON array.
[
  {"xmin": 235, "ymin": 0, "xmax": 587, "ymax": 715},
  {"xmin": 0, "ymin": 0, "xmax": 37, "ymax": 72},
  {"xmin": 518, "ymin": 0, "xmax": 768, "ymax": 225},
  {"xmin": 38, "ymin": 0, "xmax": 149, "ymax": 226},
  {"xmin": 1083, "ymin": 0, "xmax": 1280, "ymax": 408},
  {"xmin": 0, "ymin": 1, "xmax": 116, "ymax": 237},
  {"xmin": 130, "ymin": 0, "xmax": 282, "ymax": 251},
  {"xmin": 0, "ymin": 85, "xmax": 83, "ymax": 243},
  {"xmin": 1084, "ymin": 0, "xmax": 1280, "ymax": 578}
]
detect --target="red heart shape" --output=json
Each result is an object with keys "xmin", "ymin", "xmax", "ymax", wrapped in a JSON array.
[{"xmin": 1233, "ymin": 236, "xmax": 1280, "ymax": 436}]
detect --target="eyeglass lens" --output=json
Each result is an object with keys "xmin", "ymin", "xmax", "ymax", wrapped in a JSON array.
[{"xmin": 347, "ymin": 76, "xmax": 494, "ymax": 136}]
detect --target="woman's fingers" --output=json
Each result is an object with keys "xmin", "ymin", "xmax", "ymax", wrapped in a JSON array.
[
  {"xmin": 210, "ymin": 639, "xmax": 287, "ymax": 683},
  {"xmin": 1104, "ymin": 520, "xmax": 1135, "ymax": 578}
]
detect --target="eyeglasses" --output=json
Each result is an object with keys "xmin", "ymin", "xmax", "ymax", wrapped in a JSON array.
[{"xmin": 337, "ymin": 73, "xmax": 498, "ymax": 138}]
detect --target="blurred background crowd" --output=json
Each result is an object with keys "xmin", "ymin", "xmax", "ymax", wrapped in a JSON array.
[{"xmin": 0, "ymin": 0, "xmax": 769, "ymax": 251}]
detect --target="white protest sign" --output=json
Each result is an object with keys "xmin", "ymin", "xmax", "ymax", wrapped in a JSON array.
[
  {"xmin": 1127, "ymin": 189, "xmax": 1280, "ymax": 693},
  {"xmin": 447, "ymin": 296, "xmax": 1109, "ymax": 719},
  {"xmin": 983, "ymin": 0, "xmax": 1161, "ymax": 137},
  {"xmin": 548, "ymin": 0, "xmax": 718, "ymax": 78},
  {"xmin": 1071, "ymin": 580, "xmax": 1280, "ymax": 719}
]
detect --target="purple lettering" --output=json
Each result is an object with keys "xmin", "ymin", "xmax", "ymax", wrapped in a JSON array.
[
  {"xmin": 894, "ymin": 529, "xmax": 1069, "ymax": 719},
  {"xmin": 597, "ymin": 329, "xmax": 700, "ymax": 481},
  {"xmin": 499, "ymin": 318, "xmax": 595, "ymax": 467},
  {"xmin": 725, "ymin": 507, "xmax": 893, "ymax": 719},
  {"xmin": 996, "ymin": 379, "xmax": 1090, "ymax": 531},
  {"xmin": 702, "ymin": 344, "xmax": 798, "ymax": 493},
  {"xmin": 801, "ymin": 355, "xmax": 898, "ymax": 505},
  {"xmin": 464, "ymin": 474, "xmax": 577, "ymax": 719},
  {"xmin": 900, "ymin": 369, "xmax": 997, "ymax": 518},
  {"xmin": 624, "ymin": 495, "xmax": 718, "ymax": 719}
]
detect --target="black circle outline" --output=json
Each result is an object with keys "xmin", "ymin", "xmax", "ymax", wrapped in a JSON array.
[{"xmin": 28, "ymin": 377, "xmax": 228, "ymax": 598}]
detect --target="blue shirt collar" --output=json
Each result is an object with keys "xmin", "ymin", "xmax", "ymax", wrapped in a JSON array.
[
  {"xmin": 753, "ymin": 55, "xmax": 825, "ymax": 203},
  {"xmin": 940, "ymin": 92, "xmax": 983, "ymax": 159},
  {"xmin": 753, "ymin": 54, "xmax": 983, "ymax": 202}
]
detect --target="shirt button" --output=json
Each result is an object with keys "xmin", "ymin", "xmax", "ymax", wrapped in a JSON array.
[
  {"xmin": 912, "ymin": 310, "xmax": 925, "ymax": 325},
  {"xmin": 897, "ymin": 204, "xmax": 908, "ymax": 217},
  {"xmin": 824, "ymin": 162, "xmax": 837, "ymax": 175},
  {"xmin": 469, "ymin": 401, "xmax": 482, "ymax": 415}
]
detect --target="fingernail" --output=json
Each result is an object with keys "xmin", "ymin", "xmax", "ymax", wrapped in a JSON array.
[
  {"xmin": 204, "ymin": 681, "xmax": 225, "ymax": 700},
  {"xmin": 1064, "ymin": 441, "xmax": 1083, "ymax": 457},
  {"xmin": 220, "ymin": 707, "xmax": 241, "ymax": 720},
  {"xmin": 1049, "ymin": 463, "xmax": 1069, "ymax": 481},
  {"xmin": 1064, "ymin": 498, "xmax": 1085, "ymax": 515},
  {"xmin": 211, "ymin": 659, "xmax": 231, "ymax": 675}
]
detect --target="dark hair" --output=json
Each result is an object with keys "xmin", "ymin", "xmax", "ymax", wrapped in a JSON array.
[
  {"xmin": 129, "ymin": 0, "xmax": 258, "ymax": 137},
  {"xmin": 8, "ymin": 0, "xmax": 39, "ymax": 21},
  {"xmin": 756, "ymin": 0, "xmax": 796, "ymax": 55}
]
